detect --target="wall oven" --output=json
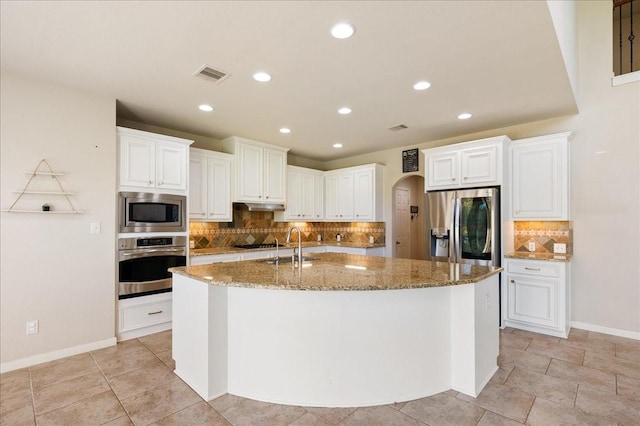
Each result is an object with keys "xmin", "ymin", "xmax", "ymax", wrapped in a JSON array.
[
  {"xmin": 119, "ymin": 192, "xmax": 186, "ymax": 233},
  {"xmin": 118, "ymin": 236, "xmax": 187, "ymax": 299}
]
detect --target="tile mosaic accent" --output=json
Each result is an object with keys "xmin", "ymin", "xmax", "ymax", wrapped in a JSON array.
[
  {"xmin": 513, "ymin": 221, "xmax": 572, "ymax": 254},
  {"xmin": 190, "ymin": 209, "xmax": 385, "ymax": 249}
]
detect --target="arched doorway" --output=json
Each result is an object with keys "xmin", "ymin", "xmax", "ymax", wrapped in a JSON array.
[{"xmin": 391, "ymin": 175, "xmax": 425, "ymax": 259}]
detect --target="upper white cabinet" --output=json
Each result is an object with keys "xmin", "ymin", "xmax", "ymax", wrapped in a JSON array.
[
  {"xmin": 118, "ymin": 127, "xmax": 193, "ymax": 192},
  {"xmin": 222, "ymin": 136, "xmax": 289, "ymax": 204},
  {"xmin": 189, "ymin": 148, "xmax": 233, "ymax": 222},
  {"xmin": 275, "ymin": 166, "xmax": 324, "ymax": 221},
  {"xmin": 422, "ymin": 136, "xmax": 509, "ymax": 191},
  {"xmin": 510, "ymin": 132, "xmax": 571, "ymax": 220},
  {"xmin": 325, "ymin": 164, "xmax": 383, "ymax": 221}
]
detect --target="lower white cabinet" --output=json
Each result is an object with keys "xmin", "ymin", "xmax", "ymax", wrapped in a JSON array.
[
  {"xmin": 503, "ymin": 258, "xmax": 571, "ymax": 338},
  {"xmin": 327, "ymin": 246, "xmax": 385, "ymax": 256},
  {"xmin": 118, "ymin": 292, "xmax": 173, "ymax": 341}
]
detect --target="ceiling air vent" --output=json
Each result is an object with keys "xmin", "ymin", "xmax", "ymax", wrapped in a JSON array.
[
  {"xmin": 194, "ymin": 65, "xmax": 230, "ymax": 84},
  {"xmin": 388, "ymin": 124, "xmax": 408, "ymax": 131}
]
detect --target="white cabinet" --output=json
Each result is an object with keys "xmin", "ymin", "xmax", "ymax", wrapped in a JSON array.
[
  {"xmin": 276, "ymin": 166, "xmax": 324, "ymax": 221},
  {"xmin": 503, "ymin": 258, "xmax": 571, "ymax": 338},
  {"xmin": 118, "ymin": 127, "xmax": 192, "ymax": 192},
  {"xmin": 422, "ymin": 136, "xmax": 508, "ymax": 191},
  {"xmin": 118, "ymin": 292, "xmax": 173, "ymax": 341},
  {"xmin": 190, "ymin": 252, "xmax": 242, "ymax": 265},
  {"xmin": 510, "ymin": 132, "xmax": 571, "ymax": 220},
  {"xmin": 326, "ymin": 246, "xmax": 385, "ymax": 256},
  {"xmin": 221, "ymin": 136, "xmax": 289, "ymax": 204},
  {"xmin": 189, "ymin": 148, "xmax": 233, "ymax": 222},
  {"xmin": 325, "ymin": 164, "xmax": 383, "ymax": 222}
]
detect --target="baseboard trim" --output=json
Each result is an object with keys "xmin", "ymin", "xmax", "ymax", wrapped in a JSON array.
[
  {"xmin": 571, "ymin": 321, "xmax": 640, "ymax": 341},
  {"xmin": 0, "ymin": 337, "xmax": 117, "ymax": 374}
]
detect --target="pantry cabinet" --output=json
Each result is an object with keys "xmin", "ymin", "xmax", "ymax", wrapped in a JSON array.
[
  {"xmin": 510, "ymin": 132, "xmax": 571, "ymax": 220},
  {"xmin": 189, "ymin": 148, "xmax": 233, "ymax": 222},
  {"xmin": 422, "ymin": 136, "xmax": 508, "ymax": 191},
  {"xmin": 118, "ymin": 127, "xmax": 192, "ymax": 192},
  {"xmin": 221, "ymin": 136, "xmax": 289, "ymax": 204},
  {"xmin": 503, "ymin": 258, "xmax": 571, "ymax": 338},
  {"xmin": 324, "ymin": 164, "xmax": 383, "ymax": 222},
  {"xmin": 276, "ymin": 166, "xmax": 324, "ymax": 221}
]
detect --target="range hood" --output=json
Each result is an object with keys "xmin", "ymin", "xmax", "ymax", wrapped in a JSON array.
[{"xmin": 234, "ymin": 202, "xmax": 286, "ymax": 212}]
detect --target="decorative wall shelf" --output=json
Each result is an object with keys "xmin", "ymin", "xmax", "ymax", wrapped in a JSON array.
[{"xmin": 2, "ymin": 159, "xmax": 84, "ymax": 214}]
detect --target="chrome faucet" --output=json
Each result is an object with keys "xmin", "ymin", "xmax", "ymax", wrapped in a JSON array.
[
  {"xmin": 273, "ymin": 238, "xmax": 280, "ymax": 265},
  {"xmin": 286, "ymin": 226, "xmax": 303, "ymax": 266}
]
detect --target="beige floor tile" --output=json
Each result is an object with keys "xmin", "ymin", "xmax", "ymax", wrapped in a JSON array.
[
  {"xmin": 156, "ymin": 349, "xmax": 176, "ymax": 370},
  {"xmin": 501, "ymin": 327, "xmax": 515, "ymax": 334},
  {"xmin": 499, "ymin": 332, "xmax": 532, "ymax": 351},
  {"xmin": 0, "ymin": 370, "xmax": 32, "ymax": 414},
  {"xmin": 527, "ymin": 339, "xmax": 585, "ymax": 365},
  {"xmin": 400, "ymin": 391, "xmax": 485, "ymax": 426},
  {"xmin": 341, "ymin": 405, "xmax": 425, "ymax": 426},
  {"xmin": 216, "ymin": 396, "xmax": 307, "ymax": 426},
  {"xmin": 120, "ymin": 377, "xmax": 202, "ymax": 425},
  {"xmin": 587, "ymin": 331, "xmax": 640, "ymax": 347},
  {"xmin": 498, "ymin": 345, "xmax": 551, "ymax": 374},
  {"xmin": 96, "ymin": 346, "xmax": 160, "ymax": 379},
  {"xmin": 387, "ymin": 401, "xmax": 409, "ymax": 410},
  {"xmin": 102, "ymin": 415, "xmax": 134, "ymax": 425},
  {"xmin": 489, "ymin": 366, "xmax": 514, "ymax": 385},
  {"xmin": 149, "ymin": 401, "xmax": 231, "ymax": 425},
  {"xmin": 33, "ymin": 371, "xmax": 110, "ymax": 415},
  {"xmin": 546, "ymin": 358, "xmax": 616, "ymax": 393},
  {"xmin": 0, "ymin": 404, "xmax": 35, "ymax": 426},
  {"xmin": 208, "ymin": 393, "xmax": 247, "ymax": 412},
  {"xmin": 138, "ymin": 330, "xmax": 173, "ymax": 354},
  {"xmin": 575, "ymin": 385, "xmax": 640, "ymax": 425},
  {"xmin": 304, "ymin": 406, "xmax": 357, "ymax": 425},
  {"xmin": 108, "ymin": 359, "xmax": 176, "ymax": 400},
  {"xmin": 560, "ymin": 334, "xmax": 616, "ymax": 356},
  {"xmin": 456, "ymin": 382, "xmax": 535, "ymax": 423},
  {"xmin": 510, "ymin": 328, "xmax": 561, "ymax": 344},
  {"xmin": 35, "ymin": 390, "xmax": 125, "ymax": 426},
  {"xmin": 616, "ymin": 374, "xmax": 640, "ymax": 401},
  {"xmin": 568, "ymin": 328, "xmax": 590, "ymax": 339},
  {"xmin": 526, "ymin": 396, "xmax": 616, "ymax": 426},
  {"xmin": 476, "ymin": 410, "xmax": 524, "ymax": 425},
  {"xmin": 90, "ymin": 338, "xmax": 146, "ymax": 362},
  {"xmin": 584, "ymin": 350, "xmax": 640, "ymax": 379},
  {"xmin": 504, "ymin": 366, "xmax": 577, "ymax": 407},
  {"xmin": 288, "ymin": 412, "xmax": 331, "ymax": 426},
  {"xmin": 616, "ymin": 342, "xmax": 640, "ymax": 363},
  {"xmin": 0, "ymin": 368, "xmax": 30, "ymax": 388},
  {"xmin": 29, "ymin": 353, "xmax": 99, "ymax": 389}
]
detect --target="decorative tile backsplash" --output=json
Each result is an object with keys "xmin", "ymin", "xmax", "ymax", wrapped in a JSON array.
[
  {"xmin": 513, "ymin": 221, "xmax": 572, "ymax": 254},
  {"xmin": 190, "ymin": 207, "xmax": 385, "ymax": 249}
]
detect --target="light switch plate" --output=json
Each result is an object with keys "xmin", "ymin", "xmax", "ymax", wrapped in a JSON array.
[
  {"xmin": 554, "ymin": 243, "xmax": 567, "ymax": 254},
  {"xmin": 90, "ymin": 222, "xmax": 101, "ymax": 234},
  {"xmin": 528, "ymin": 242, "xmax": 536, "ymax": 251}
]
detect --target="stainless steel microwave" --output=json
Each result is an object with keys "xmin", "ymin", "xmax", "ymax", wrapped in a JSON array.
[{"xmin": 119, "ymin": 192, "xmax": 186, "ymax": 233}]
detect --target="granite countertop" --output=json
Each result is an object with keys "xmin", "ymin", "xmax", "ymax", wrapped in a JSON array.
[
  {"xmin": 170, "ymin": 252, "xmax": 503, "ymax": 291},
  {"xmin": 190, "ymin": 242, "xmax": 386, "ymax": 257},
  {"xmin": 505, "ymin": 252, "xmax": 573, "ymax": 262}
]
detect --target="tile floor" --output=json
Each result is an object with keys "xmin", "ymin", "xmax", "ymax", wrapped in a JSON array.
[{"xmin": 1, "ymin": 327, "xmax": 639, "ymax": 425}]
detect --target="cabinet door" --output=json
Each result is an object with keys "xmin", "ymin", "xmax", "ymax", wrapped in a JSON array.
[
  {"xmin": 156, "ymin": 142, "xmax": 187, "ymax": 190},
  {"xmin": 337, "ymin": 173, "xmax": 354, "ymax": 220},
  {"xmin": 427, "ymin": 151, "xmax": 459, "ymax": 189},
  {"xmin": 236, "ymin": 143, "xmax": 263, "ymax": 202},
  {"xmin": 263, "ymin": 148, "xmax": 287, "ymax": 203},
  {"xmin": 120, "ymin": 136, "xmax": 155, "ymax": 188},
  {"xmin": 511, "ymin": 140, "xmax": 566, "ymax": 219},
  {"xmin": 507, "ymin": 274, "xmax": 558, "ymax": 328},
  {"xmin": 353, "ymin": 168, "xmax": 374, "ymax": 220},
  {"xmin": 461, "ymin": 145, "xmax": 497, "ymax": 186},
  {"xmin": 207, "ymin": 157, "xmax": 232, "ymax": 221},
  {"xmin": 313, "ymin": 174, "xmax": 324, "ymax": 220},
  {"xmin": 285, "ymin": 169, "xmax": 302, "ymax": 220},
  {"xmin": 324, "ymin": 174, "xmax": 339, "ymax": 219},
  {"xmin": 299, "ymin": 172, "xmax": 316, "ymax": 219},
  {"xmin": 189, "ymin": 153, "xmax": 207, "ymax": 219}
]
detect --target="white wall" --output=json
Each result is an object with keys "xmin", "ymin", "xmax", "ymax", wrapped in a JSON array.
[
  {"xmin": 0, "ymin": 71, "xmax": 117, "ymax": 370},
  {"xmin": 325, "ymin": 1, "xmax": 640, "ymax": 335}
]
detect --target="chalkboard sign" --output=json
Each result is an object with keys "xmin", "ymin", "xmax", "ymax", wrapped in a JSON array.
[{"xmin": 402, "ymin": 148, "xmax": 419, "ymax": 173}]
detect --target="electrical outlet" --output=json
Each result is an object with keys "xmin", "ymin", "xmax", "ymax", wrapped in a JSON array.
[
  {"xmin": 554, "ymin": 243, "xmax": 567, "ymax": 254},
  {"xmin": 189, "ymin": 240, "xmax": 195, "ymax": 249},
  {"xmin": 528, "ymin": 241, "xmax": 536, "ymax": 252},
  {"xmin": 26, "ymin": 320, "xmax": 38, "ymax": 335}
]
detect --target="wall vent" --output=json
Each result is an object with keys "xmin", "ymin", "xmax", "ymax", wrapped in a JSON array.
[
  {"xmin": 388, "ymin": 124, "xmax": 408, "ymax": 131},
  {"xmin": 194, "ymin": 65, "xmax": 230, "ymax": 83}
]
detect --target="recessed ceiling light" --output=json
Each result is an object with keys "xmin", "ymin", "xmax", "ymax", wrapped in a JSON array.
[
  {"xmin": 198, "ymin": 104, "xmax": 213, "ymax": 112},
  {"xmin": 279, "ymin": 128, "xmax": 291, "ymax": 134},
  {"xmin": 331, "ymin": 23, "xmax": 355, "ymax": 39},
  {"xmin": 338, "ymin": 107, "xmax": 352, "ymax": 115},
  {"xmin": 253, "ymin": 72, "xmax": 272, "ymax": 82},
  {"xmin": 333, "ymin": 143, "xmax": 343, "ymax": 148},
  {"xmin": 458, "ymin": 113, "xmax": 473, "ymax": 120},
  {"xmin": 413, "ymin": 81, "xmax": 431, "ymax": 91}
]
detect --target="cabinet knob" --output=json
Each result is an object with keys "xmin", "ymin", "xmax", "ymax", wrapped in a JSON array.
[
  {"xmin": 266, "ymin": 196, "xmax": 269, "ymax": 199},
  {"xmin": 463, "ymin": 177, "xmax": 468, "ymax": 180},
  {"xmin": 510, "ymin": 280, "xmax": 515, "ymax": 283},
  {"xmin": 148, "ymin": 181, "xmax": 153, "ymax": 185},
  {"xmin": 452, "ymin": 178, "xmax": 456, "ymax": 181}
]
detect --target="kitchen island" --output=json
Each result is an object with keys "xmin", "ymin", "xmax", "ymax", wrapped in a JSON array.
[{"xmin": 170, "ymin": 253, "xmax": 502, "ymax": 407}]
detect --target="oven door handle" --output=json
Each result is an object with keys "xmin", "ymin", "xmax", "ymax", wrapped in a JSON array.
[{"xmin": 121, "ymin": 248, "xmax": 185, "ymax": 256}]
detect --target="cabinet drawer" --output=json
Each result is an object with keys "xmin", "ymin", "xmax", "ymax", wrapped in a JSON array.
[
  {"xmin": 507, "ymin": 261, "xmax": 558, "ymax": 278},
  {"xmin": 120, "ymin": 299, "xmax": 172, "ymax": 332}
]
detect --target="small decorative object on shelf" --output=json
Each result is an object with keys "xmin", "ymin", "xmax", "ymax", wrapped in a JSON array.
[{"xmin": 2, "ymin": 159, "xmax": 84, "ymax": 214}]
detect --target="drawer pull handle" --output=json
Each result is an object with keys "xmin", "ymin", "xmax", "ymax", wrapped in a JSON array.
[
  {"xmin": 510, "ymin": 280, "xmax": 515, "ymax": 283},
  {"xmin": 524, "ymin": 267, "xmax": 541, "ymax": 271},
  {"xmin": 148, "ymin": 310, "xmax": 163, "ymax": 315}
]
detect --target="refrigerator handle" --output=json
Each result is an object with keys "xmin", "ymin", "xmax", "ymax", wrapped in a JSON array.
[{"xmin": 451, "ymin": 198, "xmax": 459, "ymax": 263}]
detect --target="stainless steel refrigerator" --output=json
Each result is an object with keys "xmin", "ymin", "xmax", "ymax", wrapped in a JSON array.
[{"xmin": 425, "ymin": 187, "xmax": 500, "ymax": 267}]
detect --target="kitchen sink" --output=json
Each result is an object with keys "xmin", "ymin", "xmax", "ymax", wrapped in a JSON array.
[{"xmin": 263, "ymin": 256, "xmax": 319, "ymax": 265}]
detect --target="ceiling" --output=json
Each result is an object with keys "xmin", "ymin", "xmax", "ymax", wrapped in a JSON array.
[{"xmin": 0, "ymin": 1, "xmax": 577, "ymax": 162}]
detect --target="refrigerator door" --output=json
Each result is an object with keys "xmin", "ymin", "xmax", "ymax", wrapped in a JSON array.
[
  {"xmin": 425, "ymin": 190, "xmax": 455, "ymax": 262},
  {"xmin": 456, "ymin": 187, "xmax": 499, "ymax": 266}
]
